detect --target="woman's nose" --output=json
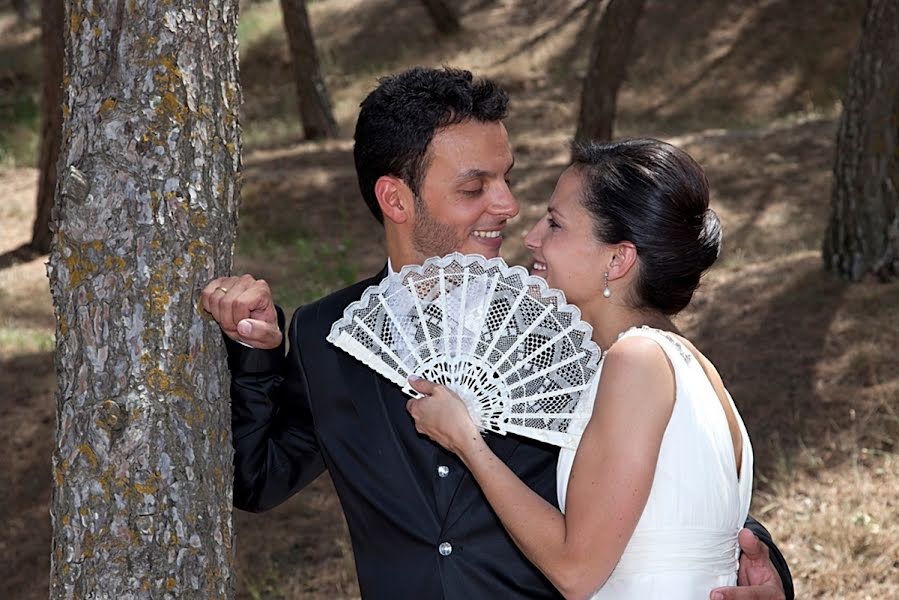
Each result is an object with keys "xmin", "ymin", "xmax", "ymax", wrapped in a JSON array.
[{"xmin": 524, "ymin": 218, "xmax": 544, "ymax": 250}]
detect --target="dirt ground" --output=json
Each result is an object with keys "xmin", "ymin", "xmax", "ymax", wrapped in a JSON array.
[{"xmin": 2, "ymin": 0, "xmax": 897, "ymax": 598}]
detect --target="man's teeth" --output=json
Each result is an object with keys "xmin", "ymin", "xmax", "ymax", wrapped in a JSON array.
[
  {"xmin": 472, "ymin": 230, "xmax": 502, "ymax": 239},
  {"xmin": 533, "ymin": 262, "xmax": 547, "ymax": 271}
]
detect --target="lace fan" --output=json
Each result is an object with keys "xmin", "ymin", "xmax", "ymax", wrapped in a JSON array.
[{"xmin": 326, "ymin": 253, "xmax": 601, "ymax": 448}]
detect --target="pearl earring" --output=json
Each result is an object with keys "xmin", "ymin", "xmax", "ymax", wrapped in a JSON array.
[{"xmin": 603, "ymin": 272, "xmax": 612, "ymax": 298}]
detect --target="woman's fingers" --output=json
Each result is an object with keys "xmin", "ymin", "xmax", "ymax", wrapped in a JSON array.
[{"xmin": 407, "ymin": 374, "xmax": 439, "ymax": 395}]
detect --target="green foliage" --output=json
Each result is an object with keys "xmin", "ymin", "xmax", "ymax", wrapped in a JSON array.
[
  {"xmin": 291, "ymin": 236, "xmax": 359, "ymax": 303},
  {"xmin": 0, "ymin": 326, "xmax": 55, "ymax": 355},
  {"xmin": 237, "ymin": 0, "xmax": 284, "ymax": 48},
  {"xmin": 236, "ymin": 231, "xmax": 359, "ymax": 311},
  {"xmin": 0, "ymin": 25, "xmax": 41, "ymax": 168},
  {"xmin": 0, "ymin": 92, "xmax": 40, "ymax": 168}
]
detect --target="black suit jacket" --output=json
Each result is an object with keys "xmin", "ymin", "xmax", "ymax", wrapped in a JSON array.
[{"xmin": 226, "ymin": 269, "xmax": 793, "ymax": 599}]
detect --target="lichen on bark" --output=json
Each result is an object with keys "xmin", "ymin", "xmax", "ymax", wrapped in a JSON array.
[{"xmin": 48, "ymin": 1, "xmax": 241, "ymax": 598}]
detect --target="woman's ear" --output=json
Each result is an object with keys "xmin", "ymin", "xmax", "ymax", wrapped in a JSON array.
[
  {"xmin": 375, "ymin": 176, "xmax": 413, "ymax": 225},
  {"xmin": 607, "ymin": 241, "xmax": 638, "ymax": 281}
]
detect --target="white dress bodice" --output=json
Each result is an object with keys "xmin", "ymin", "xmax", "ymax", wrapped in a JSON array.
[{"xmin": 556, "ymin": 327, "xmax": 753, "ymax": 599}]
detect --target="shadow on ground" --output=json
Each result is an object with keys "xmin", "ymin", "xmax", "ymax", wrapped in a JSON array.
[
  {"xmin": 0, "ymin": 351, "xmax": 55, "ymax": 600},
  {"xmin": 693, "ymin": 260, "xmax": 850, "ymax": 476}
]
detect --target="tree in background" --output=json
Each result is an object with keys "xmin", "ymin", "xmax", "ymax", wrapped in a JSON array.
[
  {"xmin": 280, "ymin": 0, "xmax": 338, "ymax": 139},
  {"xmin": 13, "ymin": 0, "xmax": 33, "ymax": 22},
  {"xmin": 823, "ymin": 0, "xmax": 898, "ymax": 281},
  {"xmin": 420, "ymin": 0, "xmax": 461, "ymax": 34},
  {"xmin": 30, "ymin": 0, "xmax": 63, "ymax": 254},
  {"xmin": 49, "ymin": 1, "xmax": 240, "ymax": 596},
  {"xmin": 574, "ymin": 0, "xmax": 645, "ymax": 142}
]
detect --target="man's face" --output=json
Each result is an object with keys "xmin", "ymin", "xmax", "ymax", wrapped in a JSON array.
[{"xmin": 410, "ymin": 120, "xmax": 518, "ymax": 260}]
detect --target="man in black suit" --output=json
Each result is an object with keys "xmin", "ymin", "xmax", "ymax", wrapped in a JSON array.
[{"xmin": 203, "ymin": 67, "xmax": 793, "ymax": 599}]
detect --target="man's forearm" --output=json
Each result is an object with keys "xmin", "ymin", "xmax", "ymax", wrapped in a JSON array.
[{"xmin": 225, "ymin": 307, "xmax": 325, "ymax": 512}]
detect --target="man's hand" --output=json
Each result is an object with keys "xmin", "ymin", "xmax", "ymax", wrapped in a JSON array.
[
  {"xmin": 201, "ymin": 274, "xmax": 282, "ymax": 349},
  {"xmin": 710, "ymin": 528, "xmax": 786, "ymax": 600}
]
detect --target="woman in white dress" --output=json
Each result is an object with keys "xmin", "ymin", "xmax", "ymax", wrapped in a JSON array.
[{"xmin": 407, "ymin": 138, "xmax": 753, "ymax": 599}]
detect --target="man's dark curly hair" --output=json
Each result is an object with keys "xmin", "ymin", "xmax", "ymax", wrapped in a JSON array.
[{"xmin": 353, "ymin": 66, "xmax": 509, "ymax": 223}]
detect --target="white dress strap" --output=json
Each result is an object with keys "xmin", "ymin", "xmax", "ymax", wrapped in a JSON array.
[{"xmin": 615, "ymin": 326, "xmax": 694, "ymax": 366}]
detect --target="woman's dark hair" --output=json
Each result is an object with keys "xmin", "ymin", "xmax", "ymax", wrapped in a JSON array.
[
  {"xmin": 354, "ymin": 67, "xmax": 509, "ymax": 223},
  {"xmin": 571, "ymin": 138, "xmax": 722, "ymax": 315}
]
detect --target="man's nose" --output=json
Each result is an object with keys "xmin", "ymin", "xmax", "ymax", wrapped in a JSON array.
[{"xmin": 490, "ymin": 182, "xmax": 519, "ymax": 219}]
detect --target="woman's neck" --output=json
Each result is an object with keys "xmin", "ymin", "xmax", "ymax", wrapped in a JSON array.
[{"xmin": 580, "ymin": 299, "xmax": 677, "ymax": 351}]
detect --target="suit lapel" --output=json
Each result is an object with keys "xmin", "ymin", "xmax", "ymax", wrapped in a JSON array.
[
  {"xmin": 331, "ymin": 266, "xmax": 441, "ymax": 524},
  {"xmin": 337, "ymin": 348, "xmax": 441, "ymax": 525}
]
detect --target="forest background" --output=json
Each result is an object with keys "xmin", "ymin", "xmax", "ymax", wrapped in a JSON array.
[{"xmin": 1, "ymin": 0, "xmax": 896, "ymax": 598}]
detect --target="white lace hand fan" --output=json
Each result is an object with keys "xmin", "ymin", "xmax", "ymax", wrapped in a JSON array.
[{"xmin": 326, "ymin": 253, "xmax": 601, "ymax": 448}]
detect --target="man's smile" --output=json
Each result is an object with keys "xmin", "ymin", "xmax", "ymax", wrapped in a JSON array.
[{"xmin": 470, "ymin": 228, "xmax": 504, "ymax": 249}]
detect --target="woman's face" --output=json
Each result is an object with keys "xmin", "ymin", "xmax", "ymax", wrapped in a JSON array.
[{"xmin": 524, "ymin": 166, "xmax": 609, "ymax": 306}]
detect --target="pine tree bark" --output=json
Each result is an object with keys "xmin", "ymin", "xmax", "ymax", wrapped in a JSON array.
[
  {"xmin": 823, "ymin": 0, "xmax": 899, "ymax": 281},
  {"xmin": 48, "ymin": 1, "xmax": 241, "ymax": 598},
  {"xmin": 574, "ymin": 0, "xmax": 646, "ymax": 143},
  {"xmin": 31, "ymin": 0, "xmax": 64, "ymax": 254},
  {"xmin": 280, "ymin": 0, "xmax": 338, "ymax": 139},
  {"xmin": 420, "ymin": 0, "xmax": 461, "ymax": 34}
]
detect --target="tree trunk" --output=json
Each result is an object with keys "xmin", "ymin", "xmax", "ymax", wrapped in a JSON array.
[
  {"xmin": 31, "ymin": 0, "xmax": 64, "ymax": 254},
  {"xmin": 280, "ymin": 0, "xmax": 338, "ymax": 139},
  {"xmin": 420, "ymin": 0, "xmax": 461, "ymax": 34},
  {"xmin": 48, "ymin": 1, "xmax": 241, "ymax": 598},
  {"xmin": 574, "ymin": 0, "xmax": 646, "ymax": 143},
  {"xmin": 13, "ymin": 0, "xmax": 32, "ymax": 22},
  {"xmin": 823, "ymin": 0, "xmax": 899, "ymax": 281}
]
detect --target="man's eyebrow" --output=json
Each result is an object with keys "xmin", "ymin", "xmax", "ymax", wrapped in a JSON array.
[
  {"xmin": 455, "ymin": 159, "xmax": 515, "ymax": 183},
  {"xmin": 455, "ymin": 168, "xmax": 491, "ymax": 182}
]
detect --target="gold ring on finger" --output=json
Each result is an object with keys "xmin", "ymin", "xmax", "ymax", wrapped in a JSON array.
[{"xmin": 216, "ymin": 286, "xmax": 228, "ymax": 294}]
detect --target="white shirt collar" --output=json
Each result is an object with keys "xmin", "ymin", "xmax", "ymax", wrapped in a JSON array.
[{"xmin": 387, "ymin": 256, "xmax": 396, "ymax": 276}]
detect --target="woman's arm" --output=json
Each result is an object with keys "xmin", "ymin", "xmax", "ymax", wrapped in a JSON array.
[{"xmin": 407, "ymin": 336, "xmax": 675, "ymax": 600}]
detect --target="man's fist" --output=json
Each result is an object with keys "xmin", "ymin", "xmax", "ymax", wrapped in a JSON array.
[{"xmin": 201, "ymin": 274, "xmax": 282, "ymax": 349}]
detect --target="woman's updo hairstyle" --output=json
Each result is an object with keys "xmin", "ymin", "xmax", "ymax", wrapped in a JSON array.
[{"xmin": 572, "ymin": 138, "xmax": 722, "ymax": 315}]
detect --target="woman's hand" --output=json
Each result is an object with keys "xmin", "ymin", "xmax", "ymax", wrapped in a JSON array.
[{"xmin": 406, "ymin": 376, "xmax": 482, "ymax": 456}]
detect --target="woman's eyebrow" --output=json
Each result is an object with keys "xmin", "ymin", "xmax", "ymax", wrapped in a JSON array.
[{"xmin": 548, "ymin": 205, "xmax": 566, "ymax": 221}]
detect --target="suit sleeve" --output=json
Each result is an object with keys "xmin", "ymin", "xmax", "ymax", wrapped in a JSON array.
[
  {"xmin": 225, "ymin": 306, "xmax": 326, "ymax": 512},
  {"xmin": 744, "ymin": 515, "xmax": 794, "ymax": 600}
]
